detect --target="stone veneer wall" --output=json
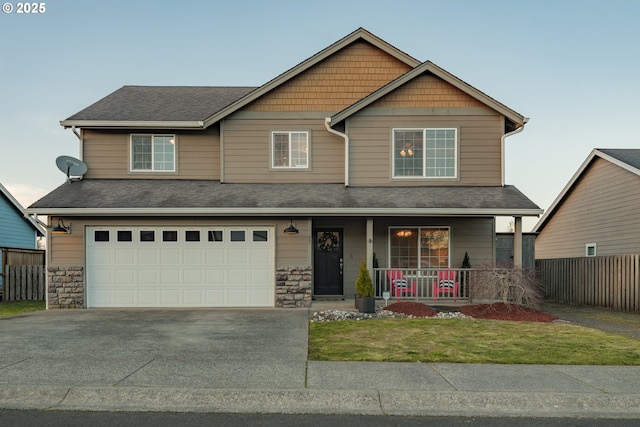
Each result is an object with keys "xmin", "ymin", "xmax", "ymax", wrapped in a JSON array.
[
  {"xmin": 48, "ymin": 266, "xmax": 84, "ymax": 309},
  {"xmin": 275, "ymin": 266, "xmax": 312, "ymax": 308}
]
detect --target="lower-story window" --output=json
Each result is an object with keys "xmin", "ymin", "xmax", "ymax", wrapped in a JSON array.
[{"xmin": 389, "ymin": 227, "xmax": 450, "ymax": 269}]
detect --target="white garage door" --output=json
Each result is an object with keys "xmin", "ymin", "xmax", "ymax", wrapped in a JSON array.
[{"xmin": 86, "ymin": 226, "xmax": 275, "ymax": 308}]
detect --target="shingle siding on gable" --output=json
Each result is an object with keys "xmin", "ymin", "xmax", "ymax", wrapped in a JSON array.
[
  {"xmin": 371, "ymin": 73, "xmax": 487, "ymax": 109},
  {"xmin": 536, "ymin": 158, "xmax": 640, "ymax": 258},
  {"xmin": 245, "ymin": 41, "xmax": 412, "ymax": 112}
]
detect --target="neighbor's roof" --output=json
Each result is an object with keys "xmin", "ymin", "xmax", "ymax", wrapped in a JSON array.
[
  {"xmin": 26, "ymin": 179, "xmax": 542, "ymax": 217},
  {"xmin": 533, "ymin": 148, "xmax": 640, "ymax": 232},
  {"xmin": 0, "ymin": 182, "xmax": 46, "ymax": 236}
]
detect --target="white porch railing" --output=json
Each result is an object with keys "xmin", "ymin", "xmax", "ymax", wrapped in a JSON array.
[{"xmin": 373, "ymin": 268, "xmax": 475, "ymax": 303}]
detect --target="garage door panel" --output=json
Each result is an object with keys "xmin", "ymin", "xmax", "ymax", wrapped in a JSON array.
[
  {"xmin": 205, "ymin": 289, "xmax": 226, "ymax": 305},
  {"xmin": 160, "ymin": 248, "xmax": 181, "ymax": 264},
  {"xmin": 115, "ymin": 249, "xmax": 135, "ymax": 264},
  {"xmin": 160, "ymin": 289, "xmax": 180, "ymax": 305},
  {"xmin": 159, "ymin": 269, "xmax": 180, "ymax": 285},
  {"xmin": 183, "ymin": 249, "xmax": 204, "ymax": 264},
  {"xmin": 251, "ymin": 289, "xmax": 270, "ymax": 305},
  {"xmin": 183, "ymin": 289, "xmax": 204, "ymax": 305},
  {"xmin": 250, "ymin": 248, "xmax": 271, "ymax": 264},
  {"xmin": 138, "ymin": 290, "xmax": 158, "ymax": 305},
  {"xmin": 206, "ymin": 269, "xmax": 227, "ymax": 284},
  {"xmin": 228, "ymin": 269, "xmax": 248, "ymax": 285},
  {"xmin": 250, "ymin": 268, "xmax": 271, "ymax": 285},
  {"xmin": 228, "ymin": 248, "xmax": 248, "ymax": 264},
  {"xmin": 183, "ymin": 269, "xmax": 203, "ymax": 285},
  {"xmin": 138, "ymin": 249, "xmax": 158, "ymax": 265},
  {"xmin": 87, "ymin": 226, "xmax": 274, "ymax": 308},
  {"xmin": 138, "ymin": 269, "xmax": 158, "ymax": 285},
  {"xmin": 115, "ymin": 269, "xmax": 135, "ymax": 284},
  {"xmin": 205, "ymin": 248, "xmax": 226, "ymax": 264},
  {"xmin": 115, "ymin": 289, "xmax": 136, "ymax": 305}
]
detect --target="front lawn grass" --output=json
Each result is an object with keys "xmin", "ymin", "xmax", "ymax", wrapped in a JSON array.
[
  {"xmin": 0, "ymin": 300, "xmax": 45, "ymax": 318},
  {"xmin": 309, "ymin": 318, "xmax": 640, "ymax": 365}
]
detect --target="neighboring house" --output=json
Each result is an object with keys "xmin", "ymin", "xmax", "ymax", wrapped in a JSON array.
[
  {"xmin": 534, "ymin": 148, "xmax": 640, "ymax": 258},
  {"xmin": 0, "ymin": 182, "xmax": 46, "ymax": 292},
  {"xmin": 27, "ymin": 28, "xmax": 541, "ymax": 309}
]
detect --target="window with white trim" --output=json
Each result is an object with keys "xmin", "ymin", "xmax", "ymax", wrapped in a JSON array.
[
  {"xmin": 389, "ymin": 227, "xmax": 450, "ymax": 269},
  {"xmin": 586, "ymin": 243, "xmax": 597, "ymax": 257},
  {"xmin": 131, "ymin": 134, "xmax": 175, "ymax": 171},
  {"xmin": 272, "ymin": 131, "xmax": 309, "ymax": 168},
  {"xmin": 393, "ymin": 128, "xmax": 457, "ymax": 178}
]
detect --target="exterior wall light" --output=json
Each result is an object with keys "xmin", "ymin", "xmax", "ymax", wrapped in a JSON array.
[
  {"xmin": 283, "ymin": 221, "xmax": 299, "ymax": 235},
  {"xmin": 51, "ymin": 219, "xmax": 71, "ymax": 234}
]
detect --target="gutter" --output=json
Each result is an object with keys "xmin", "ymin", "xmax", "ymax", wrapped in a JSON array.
[
  {"xmin": 501, "ymin": 117, "xmax": 528, "ymax": 186},
  {"xmin": 60, "ymin": 120, "xmax": 205, "ymax": 129},
  {"xmin": 324, "ymin": 118, "xmax": 349, "ymax": 187},
  {"xmin": 24, "ymin": 207, "xmax": 544, "ymax": 217}
]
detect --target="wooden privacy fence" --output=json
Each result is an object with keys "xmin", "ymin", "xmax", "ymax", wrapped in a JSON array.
[
  {"xmin": 2, "ymin": 265, "xmax": 45, "ymax": 301},
  {"xmin": 1, "ymin": 248, "xmax": 46, "ymax": 302},
  {"xmin": 536, "ymin": 255, "xmax": 640, "ymax": 313}
]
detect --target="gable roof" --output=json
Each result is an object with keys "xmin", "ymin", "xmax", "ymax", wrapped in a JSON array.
[
  {"xmin": 60, "ymin": 86, "xmax": 257, "ymax": 129},
  {"xmin": 59, "ymin": 27, "xmax": 526, "ymax": 132},
  {"xmin": 533, "ymin": 148, "xmax": 640, "ymax": 233},
  {"xmin": 200, "ymin": 27, "xmax": 421, "ymax": 127},
  {"xmin": 0, "ymin": 183, "xmax": 46, "ymax": 236},
  {"xmin": 329, "ymin": 60, "xmax": 526, "ymax": 129},
  {"xmin": 26, "ymin": 179, "xmax": 542, "ymax": 217},
  {"xmin": 60, "ymin": 28, "xmax": 421, "ymax": 130}
]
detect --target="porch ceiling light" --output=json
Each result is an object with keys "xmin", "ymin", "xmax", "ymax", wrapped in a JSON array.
[
  {"xmin": 51, "ymin": 219, "xmax": 71, "ymax": 234},
  {"xmin": 283, "ymin": 220, "xmax": 299, "ymax": 235}
]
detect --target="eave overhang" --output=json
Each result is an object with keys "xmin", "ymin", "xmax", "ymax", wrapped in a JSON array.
[
  {"xmin": 25, "ymin": 207, "xmax": 543, "ymax": 217},
  {"xmin": 60, "ymin": 120, "xmax": 205, "ymax": 129}
]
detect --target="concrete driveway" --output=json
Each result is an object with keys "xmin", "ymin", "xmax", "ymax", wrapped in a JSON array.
[{"xmin": 0, "ymin": 308, "xmax": 309, "ymax": 389}]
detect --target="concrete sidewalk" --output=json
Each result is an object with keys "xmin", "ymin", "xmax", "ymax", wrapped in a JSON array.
[
  {"xmin": 0, "ymin": 305, "xmax": 639, "ymax": 418},
  {"xmin": 1, "ymin": 363, "xmax": 639, "ymax": 418}
]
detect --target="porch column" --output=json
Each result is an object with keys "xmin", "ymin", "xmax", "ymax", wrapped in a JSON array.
[
  {"xmin": 366, "ymin": 218, "xmax": 374, "ymax": 274},
  {"xmin": 513, "ymin": 216, "xmax": 523, "ymax": 267}
]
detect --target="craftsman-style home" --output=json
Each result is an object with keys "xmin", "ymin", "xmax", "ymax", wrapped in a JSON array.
[{"xmin": 28, "ymin": 28, "xmax": 541, "ymax": 308}]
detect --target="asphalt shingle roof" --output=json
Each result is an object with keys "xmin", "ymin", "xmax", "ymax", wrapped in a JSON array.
[
  {"xmin": 64, "ymin": 86, "xmax": 258, "ymax": 122},
  {"xmin": 28, "ymin": 180, "xmax": 541, "ymax": 214},
  {"xmin": 598, "ymin": 149, "xmax": 640, "ymax": 171}
]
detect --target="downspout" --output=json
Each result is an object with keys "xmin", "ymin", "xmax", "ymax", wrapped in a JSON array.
[
  {"xmin": 324, "ymin": 118, "xmax": 349, "ymax": 187},
  {"xmin": 70, "ymin": 126, "xmax": 83, "ymax": 159},
  {"xmin": 501, "ymin": 117, "xmax": 528, "ymax": 186}
]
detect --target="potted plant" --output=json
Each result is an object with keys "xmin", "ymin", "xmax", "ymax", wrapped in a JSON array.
[
  {"xmin": 460, "ymin": 251, "xmax": 471, "ymax": 297},
  {"xmin": 355, "ymin": 260, "xmax": 375, "ymax": 313}
]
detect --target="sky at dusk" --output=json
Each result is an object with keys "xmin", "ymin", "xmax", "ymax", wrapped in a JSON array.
[{"xmin": 1, "ymin": 0, "xmax": 639, "ymax": 231}]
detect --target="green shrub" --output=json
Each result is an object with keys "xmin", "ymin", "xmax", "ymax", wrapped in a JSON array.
[{"xmin": 355, "ymin": 260, "xmax": 374, "ymax": 297}]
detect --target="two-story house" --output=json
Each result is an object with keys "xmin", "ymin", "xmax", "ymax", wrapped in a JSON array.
[{"xmin": 27, "ymin": 28, "xmax": 541, "ymax": 309}]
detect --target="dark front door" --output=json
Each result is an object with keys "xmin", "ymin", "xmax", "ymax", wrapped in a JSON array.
[{"xmin": 313, "ymin": 229, "xmax": 343, "ymax": 296}]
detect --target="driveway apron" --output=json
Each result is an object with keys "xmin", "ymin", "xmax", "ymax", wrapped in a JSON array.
[{"xmin": 0, "ymin": 309, "xmax": 309, "ymax": 389}]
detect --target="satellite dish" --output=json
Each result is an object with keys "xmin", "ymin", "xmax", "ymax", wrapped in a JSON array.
[{"xmin": 56, "ymin": 155, "xmax": 88, "ymax": 181}]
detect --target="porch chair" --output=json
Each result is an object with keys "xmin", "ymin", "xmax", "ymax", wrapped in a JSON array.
[
  {"xmin": 433, "ymin": 269, "xmax": 459, "ymax": 302},
  {"xmin": 387, "ymin": 270, "xmax": 417, "ymax": 302}
]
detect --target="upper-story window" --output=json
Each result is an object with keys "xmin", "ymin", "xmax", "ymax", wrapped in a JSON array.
[
  {"xmin": 393, "ymin": 128, "xmax": 457, "ymax": 178},
  {"xmin": 131, "ymin": 134, "xmax": 175, "ymax": 172},
  {"xmin": 272, "ymin": 131, "xmax": 309, "ymax": 169}
]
